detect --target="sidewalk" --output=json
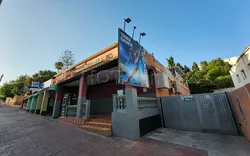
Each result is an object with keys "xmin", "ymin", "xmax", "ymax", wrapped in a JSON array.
[{"xmin": 0, "ymin": 106, "xmax": 208, "ymax": 156}]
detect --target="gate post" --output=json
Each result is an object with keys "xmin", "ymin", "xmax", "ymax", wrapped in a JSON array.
[{"xmin": 112, "ymin": 88, "xmax": 140, "ymax": 140}]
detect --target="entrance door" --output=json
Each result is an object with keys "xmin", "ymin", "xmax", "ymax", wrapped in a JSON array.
[
  {"xmin": 196, "ymin": 94, "xmax": 220, "ymax": 132},
  {"xmin": 47, "ymin": 96, "xmax": 55, "ymax": 114}
]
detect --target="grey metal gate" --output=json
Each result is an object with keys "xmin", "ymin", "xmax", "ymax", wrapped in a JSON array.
[{"xmin": 160, "ymin": 92, "xmax": 238, "ymax": 135}]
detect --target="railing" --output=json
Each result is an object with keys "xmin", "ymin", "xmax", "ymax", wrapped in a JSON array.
[
  {"xmin": 113, "ymin": 94, "xmax": 126, "ymax": 112},
  {"xmin": 137, "ymin": 97, "xmax": 158, "ymax": 111},
  {"xmin": 66, "ymin": 105, "xmax": 77, "ymax": 117},
  {"xmin": 113, "ymin": 94, "xmax": 158, "ymax": 112},
  {"xmin": 82, "ymin": 100, "xmax": 90, "ymax": 119}
]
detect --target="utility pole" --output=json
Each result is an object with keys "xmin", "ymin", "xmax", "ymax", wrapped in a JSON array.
[{"xmin": 0, "ymin": 74, "xmax": 3, "ymax": 83}]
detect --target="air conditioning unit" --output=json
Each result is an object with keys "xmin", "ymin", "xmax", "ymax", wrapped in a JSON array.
[{"xmin": 155, "ymin": 72, "xmax": 170, "ymax": 88}]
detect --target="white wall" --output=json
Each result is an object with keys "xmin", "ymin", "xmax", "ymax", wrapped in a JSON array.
[
  {"xmin": 230, "ymin": 50, "xmax": 250, "ymax": 89},
  {"xmin": 224, "ymin": 56, "xmax": 238, "ymax": 65}
]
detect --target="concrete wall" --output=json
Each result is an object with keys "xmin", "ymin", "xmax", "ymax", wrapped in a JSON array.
[
  {"xmin": 230, "ymin": 83, "xmax": 250, "ymax": 141},
  {"xmin": 12, "ymin": 95, "xmax": 24, "ymax": 105},
  {"xmin": 112, "ymin": 88, "xmax": 160, "ymax": 140}
]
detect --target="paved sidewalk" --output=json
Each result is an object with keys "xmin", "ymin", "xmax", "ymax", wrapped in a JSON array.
[
  {"xmin": 0, "ymin": 106, "xmax": 208, "ymax": 156},
  {"xmin": 147, "ymin": 128, "xmax": 250, "ymax": 156}
]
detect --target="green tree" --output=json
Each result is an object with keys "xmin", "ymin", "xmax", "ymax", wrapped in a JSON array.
[
  {"xmin": 176, "ymin": 63, "xmax": 184, "ymax": 71},
  {"xmin": 32, "ymin": 70, "xmax": 57, "ymax": 83},
  {"xmin": 215, "ymin": 75, "xmax": 234, "ymax": 89},
  {"xmin": 192, "ymin": 62, "xmax": 199, "ymax": 71},
  {"xmin": 179, "ymin": 58, "xmax": 233, "ymax": 93},
  {"xmin": 59, "ymin": 50, "xmax": 75, "ymax": 69},
  {"xmin": 55, "ymin": 61, "xmax": 64, "ymax": 72},
  {"xmin": 200, "ymin": 61, "xmax": 208, "ymax": 71},
  {"xmin": 183, "ymin": 65, "xmax": 191, "ymax": 73},
  {"xmin": 0, "ymin": 70, "xmax": 56, "ymax": 99},
  {"xmin": 0, "ymin": 81, "xmax": 15, "ymax": 98},
  {"xmin": 166, "ymin": 56, "xmax": 175, "ymax": 68}
]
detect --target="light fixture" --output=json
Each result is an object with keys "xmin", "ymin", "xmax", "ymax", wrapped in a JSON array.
[
  {"xmin": 139, "ymin": 32, "xmax": 146, "ymax": 44},
  {"xmin": 123, "ymin": 18, "xmax": 131, "ymax": 31}
]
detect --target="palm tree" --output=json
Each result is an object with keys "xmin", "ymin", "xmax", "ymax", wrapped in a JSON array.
[{"xmin": 54, "ymin": 62, "xmax": 64, "ymax": 72}]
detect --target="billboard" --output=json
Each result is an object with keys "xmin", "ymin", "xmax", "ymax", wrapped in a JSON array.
[{"xmin": 118, "ymin": 28, "xmax": 149, "ymax": 88}]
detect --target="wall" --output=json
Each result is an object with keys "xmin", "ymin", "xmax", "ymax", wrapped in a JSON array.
[
  {"xmin": 230, "ymin": 83, "xmax": 250, "ymax": 141},
  {"xmin": 112, "ymin": 88, "xmax": 160, "ymax": 140},
  {"xmin": 87, "ymin": 83, "xmax": 124, "ymax": 115},
  {"xmin": 136, "ymin": 70, "xmax": 157, "ymax": 97}
]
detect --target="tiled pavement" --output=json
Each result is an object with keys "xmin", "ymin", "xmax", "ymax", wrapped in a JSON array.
[{"xmin": 0, "ymin": 105, "xmax": 208, "ymax": 156}]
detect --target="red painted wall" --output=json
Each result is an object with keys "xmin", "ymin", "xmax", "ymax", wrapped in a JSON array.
[
  {"xmin": 87, "ymin": 83, "xmax": 125, "ymax": 100},
  {"xmin": 230, "ymin": 84, "xmax": 250, "ymax": 141}
]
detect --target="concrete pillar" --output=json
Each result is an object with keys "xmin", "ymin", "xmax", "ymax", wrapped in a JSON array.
[
  {"xmin": 112, "ymin": 88, "xmax": 140, "ymax": 140},
  {"xmin": 52, "ymin": 88, "xmax": 63, "ymax": 118},
  {"xmin": 35, "ymin": 93, "xmax": 43, "ymax": 114},
  {"xmin": 77, "ymin": 77, "xmax": 87, "ymax": 119},
  {"xmin": 125, "ymin": 88, "xmax": 138, "ymax": 114},
  {"xmin": 40, "ymin": 91, "xmax": 49, "ymax": 115},
  {"xmin": 30, "ymin": 95, "xmax": 38, "ymax": 113}
]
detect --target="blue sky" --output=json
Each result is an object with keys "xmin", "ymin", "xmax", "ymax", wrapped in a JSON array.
[{"xmin": 0, "ymin": 0, "xmax": 249, "ymax": 84}]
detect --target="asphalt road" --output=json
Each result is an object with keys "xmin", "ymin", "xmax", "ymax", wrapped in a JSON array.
[{"xmin": 0, "ymin": 105, "xmax": 208, "ymax": 156}]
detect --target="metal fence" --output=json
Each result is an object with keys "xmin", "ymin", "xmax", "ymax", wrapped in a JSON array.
[{"xmin": 161, "ymin": 92, "xmax": 239, "ymax": 135}]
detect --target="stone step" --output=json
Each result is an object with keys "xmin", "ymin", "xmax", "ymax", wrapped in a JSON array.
[
  {"xmin": 85, "ymin": 121, "xmax": 111, "ymax": 129},
  {"xmin": 80, "ymin": 125, "xmax": 111, "ymax": 137},
  {"xmin": 88, "ymin": 118, "xmax": 111, "ymax": 124}
]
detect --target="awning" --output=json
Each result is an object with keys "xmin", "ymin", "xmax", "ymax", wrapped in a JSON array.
[{"xmin": 32, "ymin": 93, "xmax": 39, "ymax": 97}]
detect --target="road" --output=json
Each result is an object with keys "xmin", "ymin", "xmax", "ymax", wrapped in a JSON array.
[{"xmin": 0, "ymin": 105, "xmax": 208, "ymax": 156}]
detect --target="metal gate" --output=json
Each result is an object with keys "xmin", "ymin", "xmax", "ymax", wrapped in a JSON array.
[{"xmin": 160, "ymin": 92, "xmax": 239, "ymax": 135}]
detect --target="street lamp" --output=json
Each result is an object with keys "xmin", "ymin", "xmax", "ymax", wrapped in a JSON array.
[
  {"xmin": 123, "ymin": 18, "xmax": 131, "ymax": 31},
  {"xmin": 139, "ymin": 32, "xmax": 146, "ymax": 44},
  {"xmin": 132, "ymin": 26, "xmax": 136, "ymax": 39}
]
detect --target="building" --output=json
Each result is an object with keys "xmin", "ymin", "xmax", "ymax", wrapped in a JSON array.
[
  {"xmin": 224, "ymin": 56, "xmax": 238, "ymax": 65},
  {"xmin": 48, "ymin": 29, "xmax": 190, "ymax": 140},
  {"xmin": 21, "ymin": 79, "xmax": 57, "ymax": 116},
  {"xmin": 22, "ymin": 28, "xmax": 189, "ymax": 140},
  {"xmin": 230, "ymin": 46, "xmax": 250, "ymax": 89}
]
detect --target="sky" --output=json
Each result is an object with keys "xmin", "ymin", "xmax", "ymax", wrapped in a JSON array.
[{"xmin": 0, "ymin": 0, "xmax": 250, "ymax": 84}]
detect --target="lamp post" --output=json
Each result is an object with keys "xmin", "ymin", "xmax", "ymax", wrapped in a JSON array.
[
  {"xmin": 139, "ymin": 32, "xmax": 146, "ymax": 44},
  {"xmin": 123, "ymin": 18, "xmax": 131, "ymax": 31},
  {"xmin": 132, "ymin": 26, "xmax": 136, "ymax": 39}
]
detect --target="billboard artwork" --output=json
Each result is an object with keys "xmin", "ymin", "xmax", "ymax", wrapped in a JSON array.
[{"xmin": 118, "ymin": 28, "xmax": 149, "ymax": 88}]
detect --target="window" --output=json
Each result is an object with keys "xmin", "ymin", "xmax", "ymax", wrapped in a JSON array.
[
  {"xmin": 241, "ymin": 69, "xmax": 247, "ymax": 80},
  {"xmin": 236, "ymin": 74, "xmax": 241, "ymax": 83}
]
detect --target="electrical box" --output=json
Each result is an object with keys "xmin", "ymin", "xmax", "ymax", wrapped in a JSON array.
[{"xmin": 155, "ymin": 72, "xmax": 170, "ymax": 88}]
